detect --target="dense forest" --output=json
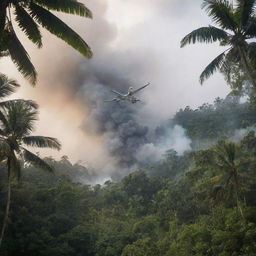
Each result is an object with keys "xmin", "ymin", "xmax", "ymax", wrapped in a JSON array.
[
  {"xmin": 0, "ymin": 96, "xmax": 256, "ymax": 255},
  {"xmin": 1, "ymin": 0, "xmax": 256, "ymax": 255}
]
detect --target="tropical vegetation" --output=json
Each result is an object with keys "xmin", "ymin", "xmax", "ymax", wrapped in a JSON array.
[
  {"xmin": 0, "ymin": 117, "xmax": 256, "ymax": 255},
  {"xmin": 0, "ymin": 0, "xmax": 92, "ymax": 84},
  {"xmin": 181, "ymin": 0, "xmax": 256, "ymax": 100},
  {"xmin": 0, "ymin": 76, "xmax": 61, "ymax": 247}
]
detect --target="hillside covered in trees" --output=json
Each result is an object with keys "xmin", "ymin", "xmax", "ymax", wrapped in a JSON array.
[{"xmin": 0, "ymin": 96, "xmax": 256, "ymax": 256}]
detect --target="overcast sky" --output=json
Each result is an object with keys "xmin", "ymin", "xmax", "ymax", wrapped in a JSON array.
[{"xmin": 0, "ymin": 0, "xmax": 230, "ymax": 170}]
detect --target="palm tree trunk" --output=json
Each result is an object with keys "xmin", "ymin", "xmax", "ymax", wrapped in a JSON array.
[
  {"xmin": 234, "ymin": 179, "xmax": 245, "ymax": 223},
  {"xmin": 238, "ymin": 46, "xmax": 256, "ymax": 89},
  {"xmin": 235, "ymin": 189, "xmax": 245, "ymax": 220},
  {"xmin": 0, "ymin": 159, "xmax": 11, "ymax": 248}
]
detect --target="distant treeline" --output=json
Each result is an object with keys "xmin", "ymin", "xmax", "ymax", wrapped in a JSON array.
[{"xmin": 172, "ymin": 96, "xmax": 256, "ymax": 145}]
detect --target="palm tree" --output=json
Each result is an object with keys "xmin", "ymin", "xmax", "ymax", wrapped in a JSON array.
[
  {"xmin": 0, "ymin": 100, "xmax": 61, "ymax": 247},
  {"xmin": 210, "ymin": 140, "xmax": 246, "ymax": 220},
  {"xmin": 0, "ymin": 73, "xmax": 20, "ymax": 164},
  {"xmin": 181, "ymin": 0, "xmax": 256, "ymax": 88},
  {"xmin": 0, "ymin": 73, "xmax": 38, "ymax": 109},
  {"xmin": 0, "ymin": 0, "xmax": 93, "ymax": 84},
  {"xmin": 0, "ymin": 73, "xmax": 19, "ymax": 101}
]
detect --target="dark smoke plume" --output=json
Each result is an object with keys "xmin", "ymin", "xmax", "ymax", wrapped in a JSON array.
[{"xmin": 66, "ymin": 52, "xmax": 192, "ymax": 180}]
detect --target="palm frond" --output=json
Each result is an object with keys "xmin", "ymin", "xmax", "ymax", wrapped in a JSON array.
[
  {"xmin": 236, "ymin": 0, "xmax": 256, "ymax": 27},
  {"xmin": 220, "ymin": 48, "xmax": 241, "ymax": 82},
  {"xmin": 202, "ymin": 0, "xmax": 237, "ymax": 31},
  {"xmin": 0, "ymin": 99, "xmax": 38, "ymax": 109},
  {"xmin": 0, "ymin": 140, "xmax": 11, "ymax": 157},
  {"xmin": 22, "ymin": 136, "xmax": 61, "ymax": 150},
  {"xmin": 215, "ymin": 155, "xmax": 233, "ymax": 170},
  {"xmin": 14, "ymin": 5, "xmax": 42, "ymax": 48},
  {"xmin": 0, "ymin": 74, "xmax": 20, "ymax": 99},
  {"xmin": 200, "ymin": 50, "xmax": 227, "ymax": 84},
  {"xmin": 245, "ymin": 17, "xmax": 256, "ymax": 36},
  {"xmin": 224, "ymin": 47, "xmax": 240, "ymax": 62},
  {"xmin": 200, "ymin": 174, "xmax": 222, "ymax": 186},
  {"xmin": 181, "ymin": 26, "xmax": 229, "ymax": 47},
  {"xmin": 0, "ymin": 51, "xmax": 9, "ymax": 57},
  {"xmin": 214, "ymin": 140, "xmax": 237, "ymax": 169},
  {"xmin": 2, "ymin": 101, "xmax": 38, "ymax": 137},
  {"xmin": 29, "ymin": 3, "xmax": 92, "ymax": 58},
  {"xmin": 22, "ymin": 99, "xmax": 39, "ymax": 109},
  {"xmin": 33, "ymin": 0, "xmax": 92, "ymax": 18},
  {"xmin": 4, "ymin": 30, "xmax": 37, "ymax": 85},
  {"xmin": 22, "ymin": 148, "xmax": 54, "ymax": 172},
  {"xmin": 0, "ymin": 110, "xmax": 9, "ymax": 132},
  {"xmin": 223, "ymin": 142, "xmax": 236, "ymax": 163}
]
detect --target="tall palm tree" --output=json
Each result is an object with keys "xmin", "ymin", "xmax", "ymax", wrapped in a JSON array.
[
  {"xmin": 181, "ymin": 0, "xmax": 256, "ymax": 88},
  {"xmin": 0, "ymin": 0, "xmax": 93, "ymax": 84},
  {"xmin": 0, "ymin": 73, "xmax": 20, "ymax": 163},
  {"xmin": 0, "ymin": 100, "xmax": 61, "ymax": 247},
  {"xmin": 210, "ymin": 140, "xmax": 246, "ymax": 220}
]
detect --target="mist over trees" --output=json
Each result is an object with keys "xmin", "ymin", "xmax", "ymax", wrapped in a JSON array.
[{"xmin": 173, "ymin": 96, "xmax": 256, "ymax": 142}]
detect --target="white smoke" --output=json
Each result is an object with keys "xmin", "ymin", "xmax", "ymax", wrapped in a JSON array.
[
  {"xmin": 136, "ymin": 125, "xmax": 191, "ymax": 163},
  {"xmin": 231, "ymin": 126, "xmax": 256, "ymax": 142}
]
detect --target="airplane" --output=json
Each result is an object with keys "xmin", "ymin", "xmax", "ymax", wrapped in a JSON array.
[{"xmin": 104, "ymin": 83, "xmax": 150, "ymax": 104}]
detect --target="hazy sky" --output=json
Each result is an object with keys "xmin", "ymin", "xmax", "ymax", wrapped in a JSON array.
[{"xmin": 0, "ymin": 0, "xmax": 230, "ymax": 171}]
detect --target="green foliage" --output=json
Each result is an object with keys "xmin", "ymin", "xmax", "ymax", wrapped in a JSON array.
[
  {"xmin": 173, "ymin": 96, "xmax": 256, "ymax": 143},
  {"xmin": 180, "ymin": 26, "xmax": 229, "ymax": 47},
  {"xmin": 0, "ymin": 131, "xmax": 256, "ymax": 255},
  {"xmin": 0, "ymin": 94, "xmax": 256, "ymax": 255},
  {"xmin": 147, "ymin": 149, "xmax": 191, "ymax": 178},
  {"xmin": 4, "ymin": 29, "xmax": 37, "ymax": 85},
  {"xmin": 200, "ymin": 51, "xmax": 226, "ymax": 84},
  {"xmin": 0, "ymin": 0, "xmax": 92, "ymax": 84},
  {"xmin": 122, "ymin": 238, "xmax": 160, "ymax": 256},
  {"xmin": 33, "ymin": 0, "xmax": 92, "ymax": 18},
  {"xmin": 202, "ymin": 0, "xmax": 237, "ymax": 30},
  {"xmin": 181, "ymin": 0, "xmax": 256, "ymax": 95},
  {"xmin": 29, "ymin": 2, "xmax": 92, "ymax": 58},
  {"xmin": 14, "ymin": 5, "xmax": 42, "ymax": 48},
  {"xmin": 0, "ymin": 74, "xmax": 19, "ymax": 99}
]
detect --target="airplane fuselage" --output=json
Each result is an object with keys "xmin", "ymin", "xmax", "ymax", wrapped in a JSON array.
[
  {"xmin": 106, "ymin": 83, "xmax": 149, "ymax": 104},
  {"xmin": 116, "ymin": 94, "xmax": 140, "ymax": 103}
]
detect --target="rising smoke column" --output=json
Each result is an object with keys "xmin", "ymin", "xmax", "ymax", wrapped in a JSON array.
[
  {"xmin": 44, "ymin": 0, "xmax": 195, "ymax": 175},
  {"xmin": 70, "ymin": 51, "xmax": 192, "ymax": 176},
  {"xmin": 76, "ymin": 56, "xmax": 150, "ymax": 169}
]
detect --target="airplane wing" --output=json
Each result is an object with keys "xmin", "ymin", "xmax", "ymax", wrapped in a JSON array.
[
  {"xmin": 111, "ymin": 90, "xmax": 125, "ymax": 96},
  {"xmin": 132, "ymin": 83, "xmax": 150, "ymax": 94},
  {"xmin": 104, "ymin": 99, "xmax": 115, "ymax": 102},
  {"xmin": 104, "ymin": 98, "xmax": 120, "ymax": 102}
]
